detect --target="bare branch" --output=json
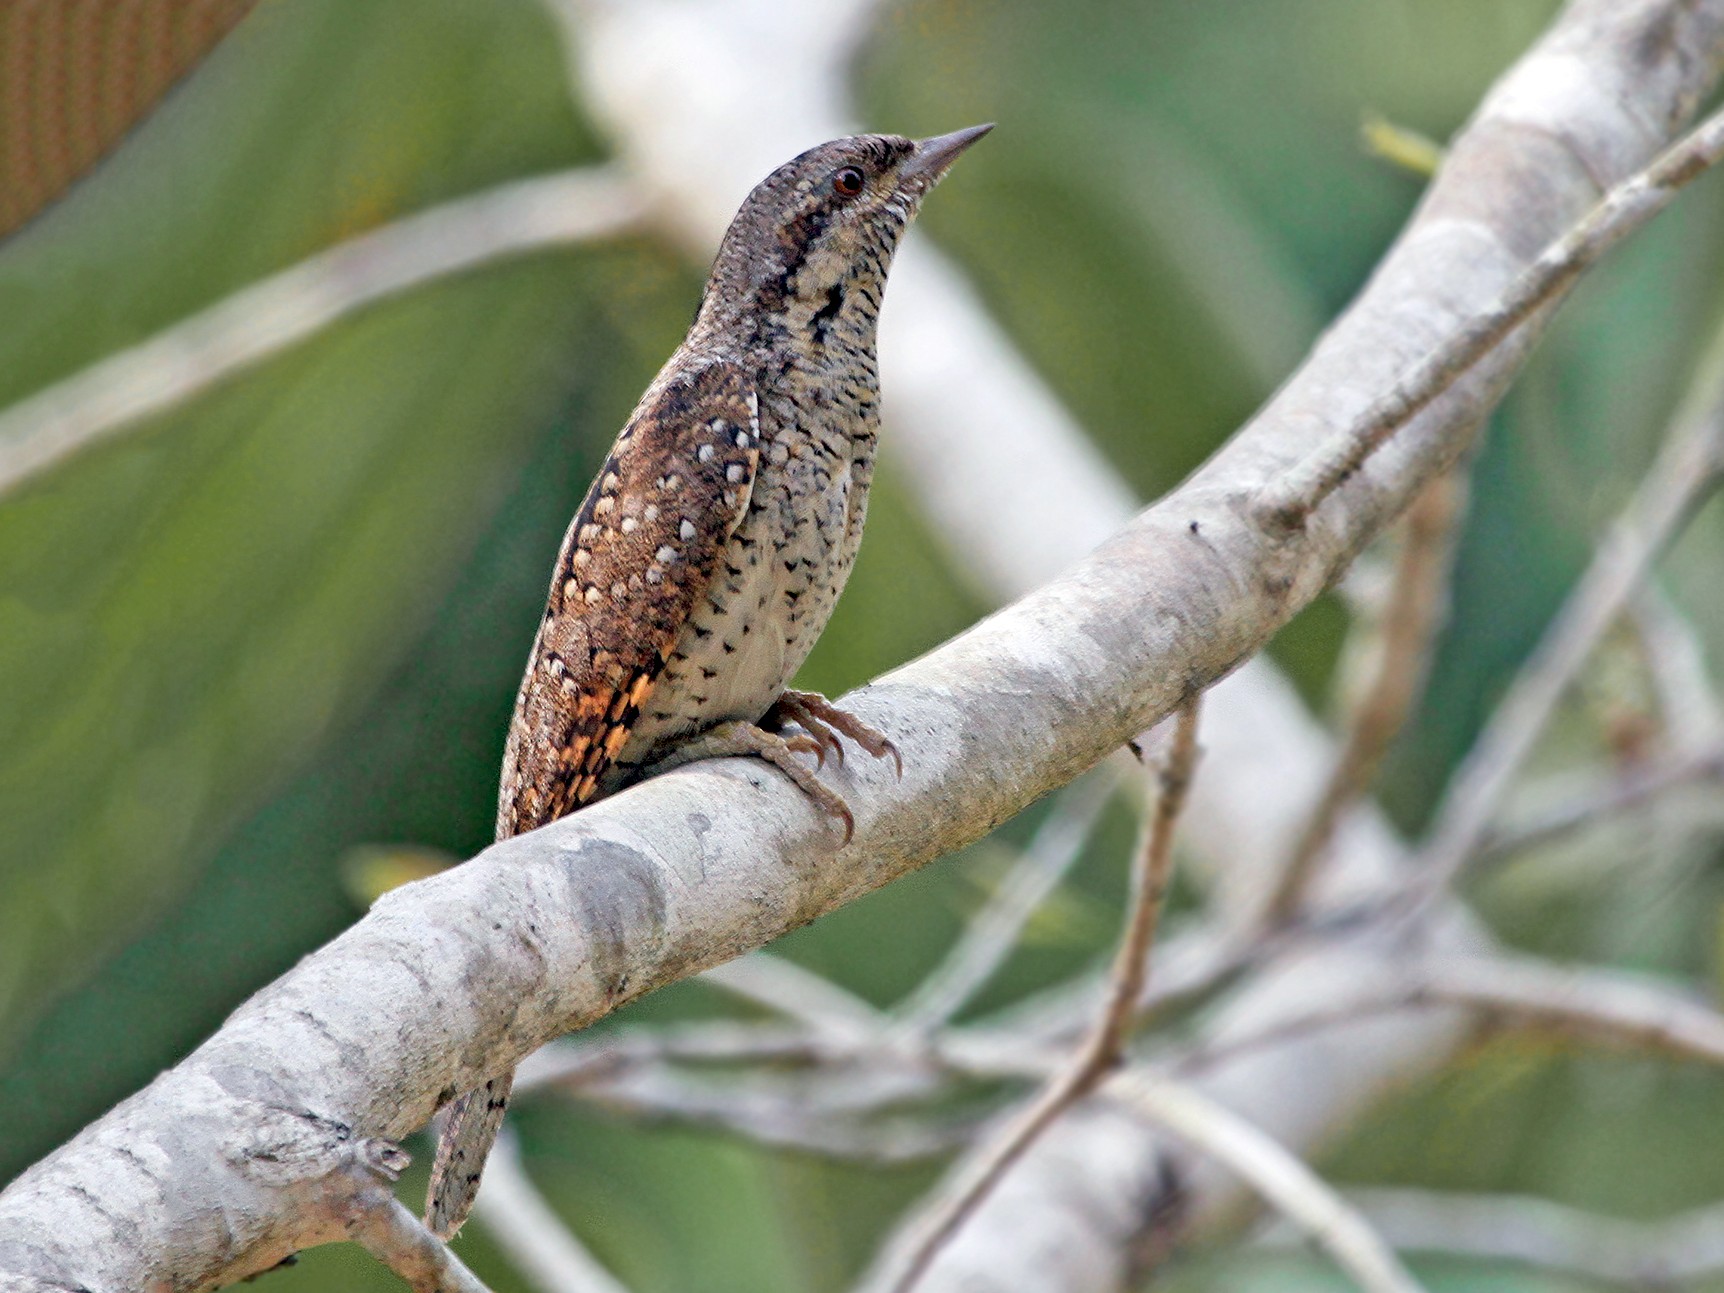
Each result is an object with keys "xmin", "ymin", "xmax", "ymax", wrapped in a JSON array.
[
  {"xmin": 519, "ymin": 1020, "xmax": 824, "ymax": 1085},
  {"xmin": 470, "ymin": 1132, "xmax": 632, "ymax": 1293},
  {"xmin": 894, "ymin": 771, "xmax": 1121, "ymax": 1032},
  {"xmin": 1431, "ymin": 956, "xmax": 1724, "ymax": 1064},
  {"xmin": 1406, "ymin": 322, "xmax": 1724, "ymax": 910},
  {"xmin": 874, "ymin": 702, "xmax": 1201, "ymax": 1293},
  {"xmin": 1188, "ymin": 952, "xmax": 1724, "ymax": 1072},
  {"xmin": 1631, "ymin": 586, "xmax": 1724, "ymax": 750},
  {"xmin": 1254, "ymin": 105, "xmax": 1724, "ymax": 535},
  {"xmin": 1281, "ymin": 1187, "xmax": 1724, "ymax": 1286},
  {"xmin": 0, "ymin": 168, "xmax": 645, "ymax": 499},
  {"xmin": 1265, "ymin": 472, "xmax": 1465, "ymax": 924},
  {"xmin": 334, "ymin": 1136, "xmax": 496, "ymax": 1293},
  {"xmin": 1111, "ymin": 1073, "xmax": 1425, "ymax": 1293},
  {"xmin": 1475, "ymin": 738, "xmax": 1724, "ymax": 865},
  {"xmin": 571, "ymin": 1070, "xmax": 969, "ymax": 1163},
  {"xmin": 1091, "ymin": 705, "xmax": 1203, "ymax": 1063},
  {"xmin": 699, "ymin": 953, "xmax": 885, "ymax": 1038},
  {"xmin": 513, "ymin": 1016, "xmax": 1004, "ymax": 1164}
]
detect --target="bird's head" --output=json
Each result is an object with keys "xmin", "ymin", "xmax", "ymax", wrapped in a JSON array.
[{"xmin": 697, "ymin": 125, "xmax": 993, "ymax": 344}]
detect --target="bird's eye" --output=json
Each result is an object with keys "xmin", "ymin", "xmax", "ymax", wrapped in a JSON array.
[{"xmin": 832, "ymin": 166, "xmax": 865, "ymax": 196}]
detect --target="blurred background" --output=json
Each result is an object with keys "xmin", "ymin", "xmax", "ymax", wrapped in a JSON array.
[{"xmin": 5, "ymin": 1, "xmax": 1724, "ymax": 1289}]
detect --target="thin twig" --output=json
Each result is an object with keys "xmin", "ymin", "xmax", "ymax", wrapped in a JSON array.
[
  {"xmin": 1184, "ymin": 952, "xmax": 1724, "ymax": 1072},
  {"xmin": 1265, "ymin": 472, "xmax": 1465, "ymax": 924},
  {"xmin": 515, "ymin": 1020, "xmax": 823, "ymax": 1090},
  {"xmin": 1474, "ymin": 739, "xmax": 1724, "ymax": 866},
  {"xmin": 1255, "ymin": 105, "xmax": 1724, "ymax": 535},
  {"xmin": 515, "ymin": 1018, "xmax": 981, "ymax": 1159},
  {"xmin": 0, "ymin": 167, "xmax": 645, "ymax": 498},
  {"xmin": 572, "ymin": 1067, "xmax": 969, "ymax": 1162},
  {"xmin": 1109, "ymin": 1072, "xmax": 1426, "ymax": 1293},
  {"xmin": 894, "ymin": 771, "xmax": 1120, "ymax": 1032},
  {"xmin": 1267, "ymin": 1186, "xmax": 1724, "ymax": 1286},
  {"xmin": 1403, "ymin": 330, "xmax": 1724, "ymax": 911},
  {"xmin": 879, "ymin": 700, "xmax": 1202, "ymax": 1293},
  {"xmin": 699, "ymin": 952, "xmax": 885, "ymax": 1039},
  {"xmin": 1089, "ymin": 702, "xmax": 1202, "ymax": 1060},
  {"xmin": 1632, "ymin": 587, "xmax": 1724, "ymax": 751},
  {"xmin": 959, "ymin": 903, "xmax": 1373, "ymax": 1056},
  {"xmin": 470, "ymin": 1130, "xmax": 633, "ymax": 1293}
]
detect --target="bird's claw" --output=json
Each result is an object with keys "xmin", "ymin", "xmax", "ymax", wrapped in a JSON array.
[{"xmin": 769, "ymin": 689, "xmax": 902, "ymax": 779}]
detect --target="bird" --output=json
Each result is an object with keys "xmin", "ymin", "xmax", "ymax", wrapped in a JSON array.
[{"xmin": 425, "ymin": 123, "xmax": 993, "ymax": 1239}]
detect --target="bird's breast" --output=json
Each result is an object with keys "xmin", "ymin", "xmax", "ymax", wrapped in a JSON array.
[{"xmin": 607, "ymin": 393, "xmax": 879, "ymax": 781}]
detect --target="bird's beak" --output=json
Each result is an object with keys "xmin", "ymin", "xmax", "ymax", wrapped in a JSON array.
[{"xmin": 900, "ymin": 123, "xmax": 995, "ymax": 185}]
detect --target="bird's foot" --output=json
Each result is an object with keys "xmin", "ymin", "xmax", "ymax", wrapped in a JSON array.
[
  {"xmin": 769, "ymin": 689, "xmax": 903, "ymax": 779},
  {"xmin": 649, "ymin": 720, "xmax": 856, "ymax": 841}
]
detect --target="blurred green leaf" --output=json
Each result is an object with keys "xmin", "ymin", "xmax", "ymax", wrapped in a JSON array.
[{"xmin": 0, "ymin": 0, "xmax": 623, "ymax": 1053}]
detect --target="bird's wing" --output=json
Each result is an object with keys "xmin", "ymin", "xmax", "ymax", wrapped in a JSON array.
[
  {"xmin": 496, "ymin": 357, "xmax": 761, "ymax": 839},
  {"xmin": 427, "ymin": 361, "xmax": 758, "ymax": 1240}
]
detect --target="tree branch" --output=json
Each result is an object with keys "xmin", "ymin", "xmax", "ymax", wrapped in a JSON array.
[
  {"xmin": 874, "ymin": 702, "xmax": 1201, "ymax": 1293},
  {"xmin": 352, "ymin": 1193, "xmax": 494, "ymax": 1293},
  {"xmin": 1405, "ymin": 306, "xmax": 1724, "ymax": 911},
  {"xmin": 1254, "ymin": 103, "xmax": 1724, "ymax": 535},
  {"xmin": 1282, "ymin": 1187, "xmax": 1724, "ymax": 1286},
  {"xmin": 1263, "ymin": 471, "xmax": 1465, "ymax": 924},
  {"xmin": 1111, "ymin": 1074, "xmax": 1424, "ymax": 1293},
  {"xmin": 1474, "ymin": 738, "xmax": 1724, "ymax": 865},
  {"xmin": 1187, "ymin": 952, "xmax": 1724, "ymax": 1072}
]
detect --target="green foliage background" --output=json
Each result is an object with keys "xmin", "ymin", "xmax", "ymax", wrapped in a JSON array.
[{"xmin": 4, "ymin": 1, "xmax": 1724, "ymax": 1289}]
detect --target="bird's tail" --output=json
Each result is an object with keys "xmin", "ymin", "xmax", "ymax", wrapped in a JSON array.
[{"xmin": 425, "ymin": 1068, "xmax": 514, "ymax": 1239}]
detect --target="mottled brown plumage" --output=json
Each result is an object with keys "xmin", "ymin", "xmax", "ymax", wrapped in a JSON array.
[
  {"xmin": 426, "ymin": 124, "xmax": 991, "ymax": 1239},
  {"xmin": 499, "ymin": 361, "xmax": 762, "ymax": 830}
]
